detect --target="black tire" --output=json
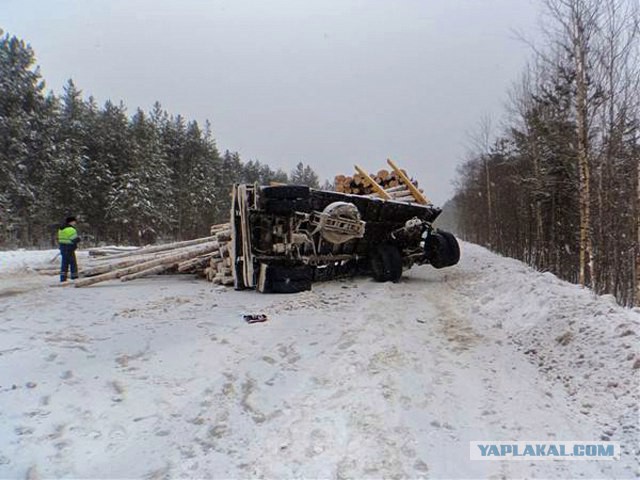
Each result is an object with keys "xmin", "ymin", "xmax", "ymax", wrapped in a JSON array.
[
  {"xmin": 260, "ymin": 186, "xmax": 311, "ymax": 215},
  {"xmin": 261, "ymin": 185, "xmax": 310, "ymax": 200},
  {"xmin": 262, "ymin": 198, "xmax": 311, "ymax": 215},
  {"xmin": 425, "ymin": 230, "xmax": 460, "ymax": 269},
  {"xmin": 370, "ymin": 244, "xmax": 403, "ymax": 282}
]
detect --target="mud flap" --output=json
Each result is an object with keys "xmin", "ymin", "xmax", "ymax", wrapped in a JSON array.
[
  {"xmin": 370, "ymin": 244, "xmax": 403, "ymax": 282},
  {"xmin": 257, "ymin": 263, "xmax": 313, "ymax": 293}
]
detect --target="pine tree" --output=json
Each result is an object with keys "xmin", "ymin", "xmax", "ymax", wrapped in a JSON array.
[
  {"xmin": 99, "ymin": 100, "xmax": 133, "ymax": 242},
  {"xmin": 290, "ymin": 162, "xmax": 320, "ymax": 188},
  {"xmin": 0, "ymin": 33, "xmax": 52, "ymax": 244},
  {"xmin": 108, "ymin": 109, "xmax": 174, "ymax": 244},
  {"xmin": 41, "ymin": 80, "xmax": 86, "ymax": 229}
]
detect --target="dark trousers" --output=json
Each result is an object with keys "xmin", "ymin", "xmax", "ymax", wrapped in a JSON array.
[{"xmin": 60, "ymin": 245, "xmax": 78, "ymax": 281}]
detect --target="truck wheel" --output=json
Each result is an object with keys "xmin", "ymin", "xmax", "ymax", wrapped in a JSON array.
[
  {"xmin": 426, "ymin": 230, "xmax": 460, "ymax": 269},
  {"xmin": 262, "ymin": 198, "xmax": 311, "ymax": 215},
  {"xmin": 260, "ymin": 186, "xmax": 311, "ymax": 215},
  {"xmin": 370, "ymin": 244, "xmax": 403, "ymax": 282},
  {"xmin": 261, "ymin": 185, "xmax": 310, "ymax": 200}
]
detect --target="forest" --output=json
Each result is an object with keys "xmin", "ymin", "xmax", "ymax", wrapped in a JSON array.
[
  {"xmin": 452, "ymin": 0, "xmax": 639, "ymax": 306},
  {"xmin": 0, "ymin": 32, "xmax": 321, "ymax": 247}
]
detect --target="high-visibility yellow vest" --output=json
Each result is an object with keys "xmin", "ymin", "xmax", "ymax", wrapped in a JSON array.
[{"xmin": 58, "ymin": 226, "xmax": 78, "ymax": 245}]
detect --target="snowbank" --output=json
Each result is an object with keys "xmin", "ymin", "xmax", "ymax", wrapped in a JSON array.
[
  {"xmin": 456, "ymin": 243, "xmax": 640, "ymax": 457},
  {"xmin": 0, "ymin": 249, "xmax": 59, "ymax": 274}
]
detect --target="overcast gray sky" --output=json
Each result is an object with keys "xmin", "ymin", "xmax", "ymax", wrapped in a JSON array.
[{"xmin": 2, "ymin": 0, "xmax": 539, "ymax": 204}]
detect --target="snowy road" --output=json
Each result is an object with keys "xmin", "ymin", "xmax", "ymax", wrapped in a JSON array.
[{"xmin": 0, "ymin": 243, "xmax": 638, "ymax": 478}]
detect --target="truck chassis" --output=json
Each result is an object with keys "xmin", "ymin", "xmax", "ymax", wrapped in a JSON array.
[{"xmin": 230, "ymin": 184, "xmax": 460, "ymax": 293}]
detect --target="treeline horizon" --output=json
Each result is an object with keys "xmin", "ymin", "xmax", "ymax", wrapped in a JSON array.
[
  {"xmin": 0, "ymin": 31, "xmax": 322, "ymax": 248},
  {"xmin": 452, "ymin": 0, "xmax": 639, "ymax": 306}
]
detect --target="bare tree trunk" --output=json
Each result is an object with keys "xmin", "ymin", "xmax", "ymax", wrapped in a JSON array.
[
  {"xmin": 636, "ymin": 152, "xmax": 640, "ymax": 305},
  {"xmin": 484, "ymin": 156, "xmax": 493, "ymax": 246},
  {"xmin": 569, "ymin": 1, "xmax": 597, "ymax": 287}
]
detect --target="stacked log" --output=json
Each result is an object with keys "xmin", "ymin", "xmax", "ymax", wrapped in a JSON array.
[
  {"xmin": 88, "ymin": 246, "xmax": 141, "ymax": 257},
  {"xmin": 65, "ymin": 223, "xmax": 231, "ymax": 287},
  {"xmin": 335, "ymin": 168, "xmax": 420, "ymax": 196},
  {"xmin": 204, "ymin": 229, "xmax": 234, "ymax": 285},
  {"xmin": 334, "ymin": 165, "xmax": 429, "ymax": 206}
]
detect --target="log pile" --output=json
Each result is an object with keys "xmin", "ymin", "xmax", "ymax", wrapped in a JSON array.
[
  {"xmin": 58, "ymin": 223, "xmax": 232, "ymax": 288},
  {"xmin": 334, "ymin": 159, "xmax": 431, "ymax": 205},
  {"xmin": 334, "ymin": 169, "xmax": 415, "ymax": 195},
  {"xmin": 203, "ymin": 227, "xmax": 234, "ymax": 286}
]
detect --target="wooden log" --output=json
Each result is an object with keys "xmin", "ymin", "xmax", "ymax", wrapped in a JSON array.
[
  {"xmin": 377, "ymin": 169, "xmax": 390, "ymax": 181},
  {"xmin": 205, "ymin": 267, "xmax": 216, "ymax": 282},
  {"xmin": 34, "ymin": 266, "xmax": 63, "ymax": 274},
  {"xmin": 120, "ymin": 264, "xmax": 175, "ymax": 282},
  {"xmin": 354, "ymin": 165, "xmax": 391, "ymax": 200},
  {"xmin": 177, "ymin": 253, "xmax": 217, "ymax": 273},
  {"xmin": 74, "ymin": 242, "xmax": 219, "ymax": 288},
  {"xmin": 210, "ymin": 222, "xmax": 230, "ymax": 235},
  {"xmin": 88, "ymin": 246, "xmax": 141, "ymax": 257},
  {"xmin": 385, "ymin": 184, "xmax": 410, "ymax": 194},
  {"xmin": 387, "ymin": 158, "xmax": 430, "ymax": 205},
  {"xmin": 393, "ymin": 195, "xmax": 417, "ymax": 203},
  {"xmin": 92, "ymin": 235, "xmax": 219, "ymax": 262},
  {"xmin": 81, "ymin": 248, "xmax": 184, "ymax": 277},
  {"xmin": 388, "ymin": 190, "xmax": 413, "ymax": 199},
  {"xmin": 215, "ymin": 230, "xmax": 232, "ymax": 242},
  {"xmin": 210, "ymin": 223, "xmax": 230, "ymax": 233}
]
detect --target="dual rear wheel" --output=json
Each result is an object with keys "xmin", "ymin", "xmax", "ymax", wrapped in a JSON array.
[
  {"xmin": 370, "ymin": 244, "xmax": 403, "ymax": 282},
  {"xmin": 425, "ymin": 230, "xmax": 460, "ymax": 269},
  {"xmin": 369, "ymin": 229, "xmax": 460, "ymax": 283}
]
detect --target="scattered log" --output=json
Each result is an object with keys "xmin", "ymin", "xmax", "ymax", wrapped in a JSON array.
[
  {"xmin": 88, "ymin": 246, "xmax": 141, "ymax": 257},
  {"xmin": 177, "ymin": 253, "xmax": 218, "ymax": 273},
  {"xmin": 92, "ymin": 235, "xmax": 220, "ymax": 262},
  {"xmin": 215, "ymin": 230, "xmax": 232, "ymax": 242},
  {"xmin": 81, "ymin": 249, "xmax": 181, "ymax": 277},
  {"xmin": 120, "ymin": 264, "xmax": 175, "ymax": 282},
  {"xmin": 74, "ymin": 242, "xmax": 219, "ymax": 288}
]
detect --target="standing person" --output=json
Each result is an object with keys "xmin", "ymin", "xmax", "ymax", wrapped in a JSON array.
[{"xmin": 58, "ymin": 216, "xmax": 80, "ymax": 282}]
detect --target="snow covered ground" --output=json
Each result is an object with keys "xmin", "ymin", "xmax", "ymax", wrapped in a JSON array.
[{"xmin": 0, "ymin": 243, "xmax": 638, "ymax": 478}]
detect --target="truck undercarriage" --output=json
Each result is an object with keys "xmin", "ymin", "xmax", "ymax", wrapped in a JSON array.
[{"xmin": 230, "ymin": 183, "xmax": 460, "ymax": 293}]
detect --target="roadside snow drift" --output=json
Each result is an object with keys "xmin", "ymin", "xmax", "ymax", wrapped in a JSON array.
[{"xmin": 0, "ymin": 242, "xmax": 638, "ymax": 478}]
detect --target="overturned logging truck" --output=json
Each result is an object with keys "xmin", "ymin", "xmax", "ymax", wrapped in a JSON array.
[
  {"xmin": 231, "ymin": 159, "xmax": 460, "ymax": 293},
  {"xmin": 70, "ymin": 159, "xmax": 459, "ymax": 290}
]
